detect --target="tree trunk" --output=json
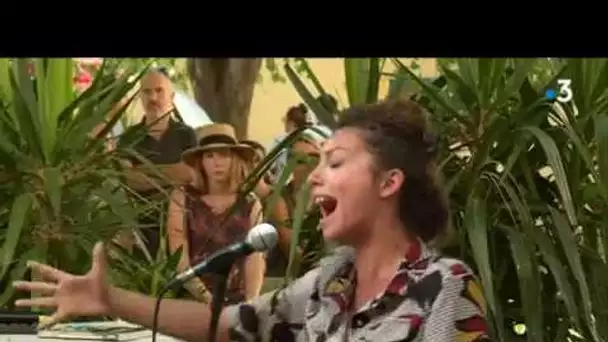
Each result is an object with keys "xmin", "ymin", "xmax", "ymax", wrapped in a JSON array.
[{"xmin": 187, "ymin": 58, "xmax": 262, "ymax": 139}]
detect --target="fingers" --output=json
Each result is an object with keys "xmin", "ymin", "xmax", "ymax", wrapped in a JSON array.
[
  {"xmin": 37, "ymin": 311, "xmax": 67, "ymax": 330},
  {"xmin": 12, "ymin": 295, "xmax": 65, "ymax": 330},
  {"xmin": 27, "ymin": 261, "xmax": 69, "ymax": 283},
  {"xmin": 13, "ymin": 281, "xmax": 58, "ymax": 296},
  {"xmin": 14, "ymin": 296, "xmax": 57, "ymax": 309}
]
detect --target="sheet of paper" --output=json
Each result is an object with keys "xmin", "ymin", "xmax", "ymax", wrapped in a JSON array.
[{"xmin": 37, "ymin": 320, "xmax": 151, "ymax": 341}]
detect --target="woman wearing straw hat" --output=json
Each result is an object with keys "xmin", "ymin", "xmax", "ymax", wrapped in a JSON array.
[{"xmin": 166, "ymin": 123, "xmax": 266, "ymax": 304}]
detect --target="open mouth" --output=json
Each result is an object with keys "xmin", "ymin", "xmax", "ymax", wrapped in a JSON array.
[{"xmin": 314, "ymin": 196, "xmax": 338, "ymax": 218}]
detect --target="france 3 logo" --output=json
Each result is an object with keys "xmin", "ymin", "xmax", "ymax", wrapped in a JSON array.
[{"xmin": 544, "ymin": 79, "xmax": 573, "ymax": 104}]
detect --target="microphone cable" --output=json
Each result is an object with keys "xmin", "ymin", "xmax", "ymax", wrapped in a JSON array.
[{"xmin": 151, "ymin": 281, "xmax": 173, "ymax": 342}]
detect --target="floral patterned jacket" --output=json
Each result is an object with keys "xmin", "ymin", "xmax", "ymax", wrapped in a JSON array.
[{"xmin": 224, "ymin": 239, "xmax": 490, "ymax": 341}]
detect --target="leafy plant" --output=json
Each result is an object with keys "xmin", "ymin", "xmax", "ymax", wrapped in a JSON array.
[
  {"xmin": 388, "ymin": 58, "xmax": 608, "ymax": 342},
  {"xmin": 105, "ymin": 196, "xmax": 190, "ymax": 298},
  {"xmin": 107, "ymin": 241, "xmax": 183, "ymax": 298},
  {"xmin": 0, "ymin": 58, "xmax": 153, "ymax": 308},
  {"xmin": 260, "ymin": 58, "xmax": 324, "ymax": 85},
  {"xmin": 283, "ymin": 58, "xmax": 384, "ymax": 129}
]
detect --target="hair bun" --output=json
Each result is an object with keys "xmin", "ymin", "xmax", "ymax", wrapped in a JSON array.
[
  {"xmin": 391, "ymin": 101, "xmax": 438, "ymax": 157},
  {"xmin": 338, "ymin": 99, "xmax": 439, "ymax": 160}
]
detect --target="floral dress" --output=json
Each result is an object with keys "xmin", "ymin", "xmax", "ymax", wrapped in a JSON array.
[
  {"xmin": 224, "ymin": 238, "xmax": 490, "ymax": 341},
  {"xmin": 183, "ymin": 185, "xmax": 262, "ymax": 304}
]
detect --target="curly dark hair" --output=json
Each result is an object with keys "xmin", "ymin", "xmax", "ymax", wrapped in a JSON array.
[{"xmin": 337, "ymin": 100, "xmax": 448, "ymax": 242}]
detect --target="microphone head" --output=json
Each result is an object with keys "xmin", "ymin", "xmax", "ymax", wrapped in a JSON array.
[{"xmin": 245, "ymin": 223, "xmax": 278, "ymax": 252}]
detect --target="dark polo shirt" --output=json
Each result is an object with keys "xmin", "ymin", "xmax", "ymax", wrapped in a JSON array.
[
  {"xmin": 121, "ymin": 117, "xmax": 197, "ymax": 167},
  {"xmin": 118, "ymin": 117, "xmax": 197, "ymax": 255}
]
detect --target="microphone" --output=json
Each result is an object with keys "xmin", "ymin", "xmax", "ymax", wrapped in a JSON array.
[{"xmin": 163, "ymin": 223, "xmax": 278, "ymax": 291}]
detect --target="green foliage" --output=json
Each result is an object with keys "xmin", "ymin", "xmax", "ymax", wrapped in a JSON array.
[
  {"xmin": 260, "ymin": 58, "xmax": 310, "ymax": 84},
  {"xmin": 283, "ymin": 58, "xmax": 385, "ymax": 129},
  {"xmin": 285, "ymin": 57, "xmax": 608, "ymax": 341},
  {"xmin": 106, "ymin": 240, "xmax": 183, "ymax": 298},
  {"xmin": 100, "ymin": 58, "xmax": 189, "ymax": 90},
  {"xmin": 0, "ymin": 58, "xmax": 154, "ymax": 308},
  {"xmin": 0, "ymin": 56, "xmax": 333, "ymax": 304},
  {"xmin": 389, "ymin": 58, "xmax": 608, "ymax": 341}
]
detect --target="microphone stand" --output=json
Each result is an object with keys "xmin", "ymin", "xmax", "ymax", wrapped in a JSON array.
[{"xmin": 207, "ymin": 262, "xmax": 234, "ymax": 342}]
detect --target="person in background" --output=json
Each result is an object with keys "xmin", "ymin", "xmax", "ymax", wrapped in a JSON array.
[
  {"xmin": 240, "ymin": 139, "xmax": 281, "ymax": 219},
  {"xmin": 241, "ymin": 139, "xmax": 281, "ymax": 200},
  {"xmin": 167, "ymin": 123, "xmax": 265, "ymax": 304},
  {"xmin": 14, "ymin": 100, "xmax": 489, "ymax": 342},
  {"xmin": 284, "ymin": 103, "xmax": 310, "ymax": 133},
  {"xmin": 118, "ymin": 67, "xmax": 197, "ymax": 257},
  {"xmin": 280, "ymin": 134, "xmax": 321, "ymax": 216},
  {"xmin": 240, "ymin": 139, "xmax": 299, "ymax": 282},
  {"xmin": 241, "ymin": 139, "xmax": 266, "ymax": 166},
  {"xmin": 268, "ymin": 104, "xmax": 312, "ymax": 181},
  {"xmin": 248, "ymin": 132, "xmax": 324, "ymax": 279},
  {"xmin": 268, "ymin": 134, "xmax": 324, "ymax": 277}
]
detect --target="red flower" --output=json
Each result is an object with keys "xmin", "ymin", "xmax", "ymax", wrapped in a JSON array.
[
  {"xmin": 74, "ymin": 69, "xmax": 93, "ymax": 93},
  {"xmin": 74, "ymin": 70, "xmax": 92, "ymax": 84}
]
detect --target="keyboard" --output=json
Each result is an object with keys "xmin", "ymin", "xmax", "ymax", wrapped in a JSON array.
[{"xmin": 0, "ymin": 322, "xmax": 37, "ymax": 334}]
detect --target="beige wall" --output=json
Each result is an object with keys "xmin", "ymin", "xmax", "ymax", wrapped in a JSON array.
[{"xmin": 247, "ymin": 58, "xmax": 438, "ymax": 147}]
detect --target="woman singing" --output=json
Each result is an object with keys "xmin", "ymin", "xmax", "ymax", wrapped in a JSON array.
[
  {"xmin": 14, "ymin": 100, "xmax": 490, "ymax": 341},
  {"xmin": 168, "ymin": 123, "xmax": 265, "ymax": 303}
]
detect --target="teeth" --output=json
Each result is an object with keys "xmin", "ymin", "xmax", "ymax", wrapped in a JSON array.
[{"xmin": 314, "ymin": 196, "xmax": 330, "ymax": 204}]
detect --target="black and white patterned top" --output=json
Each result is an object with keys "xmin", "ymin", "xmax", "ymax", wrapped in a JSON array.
[{"xmin": 224, "ymin": 238, "xmax": 491, "ymax": 341}]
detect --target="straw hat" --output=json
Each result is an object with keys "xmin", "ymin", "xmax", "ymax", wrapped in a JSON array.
[{"xmin": 182, "ymin": 123, "xmax": 255, "ymax": 166}]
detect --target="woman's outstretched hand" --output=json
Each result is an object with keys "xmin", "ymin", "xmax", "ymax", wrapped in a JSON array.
[{"xmin": 12, "ymin": 242, "xmax": 111, "ymax": 329}]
